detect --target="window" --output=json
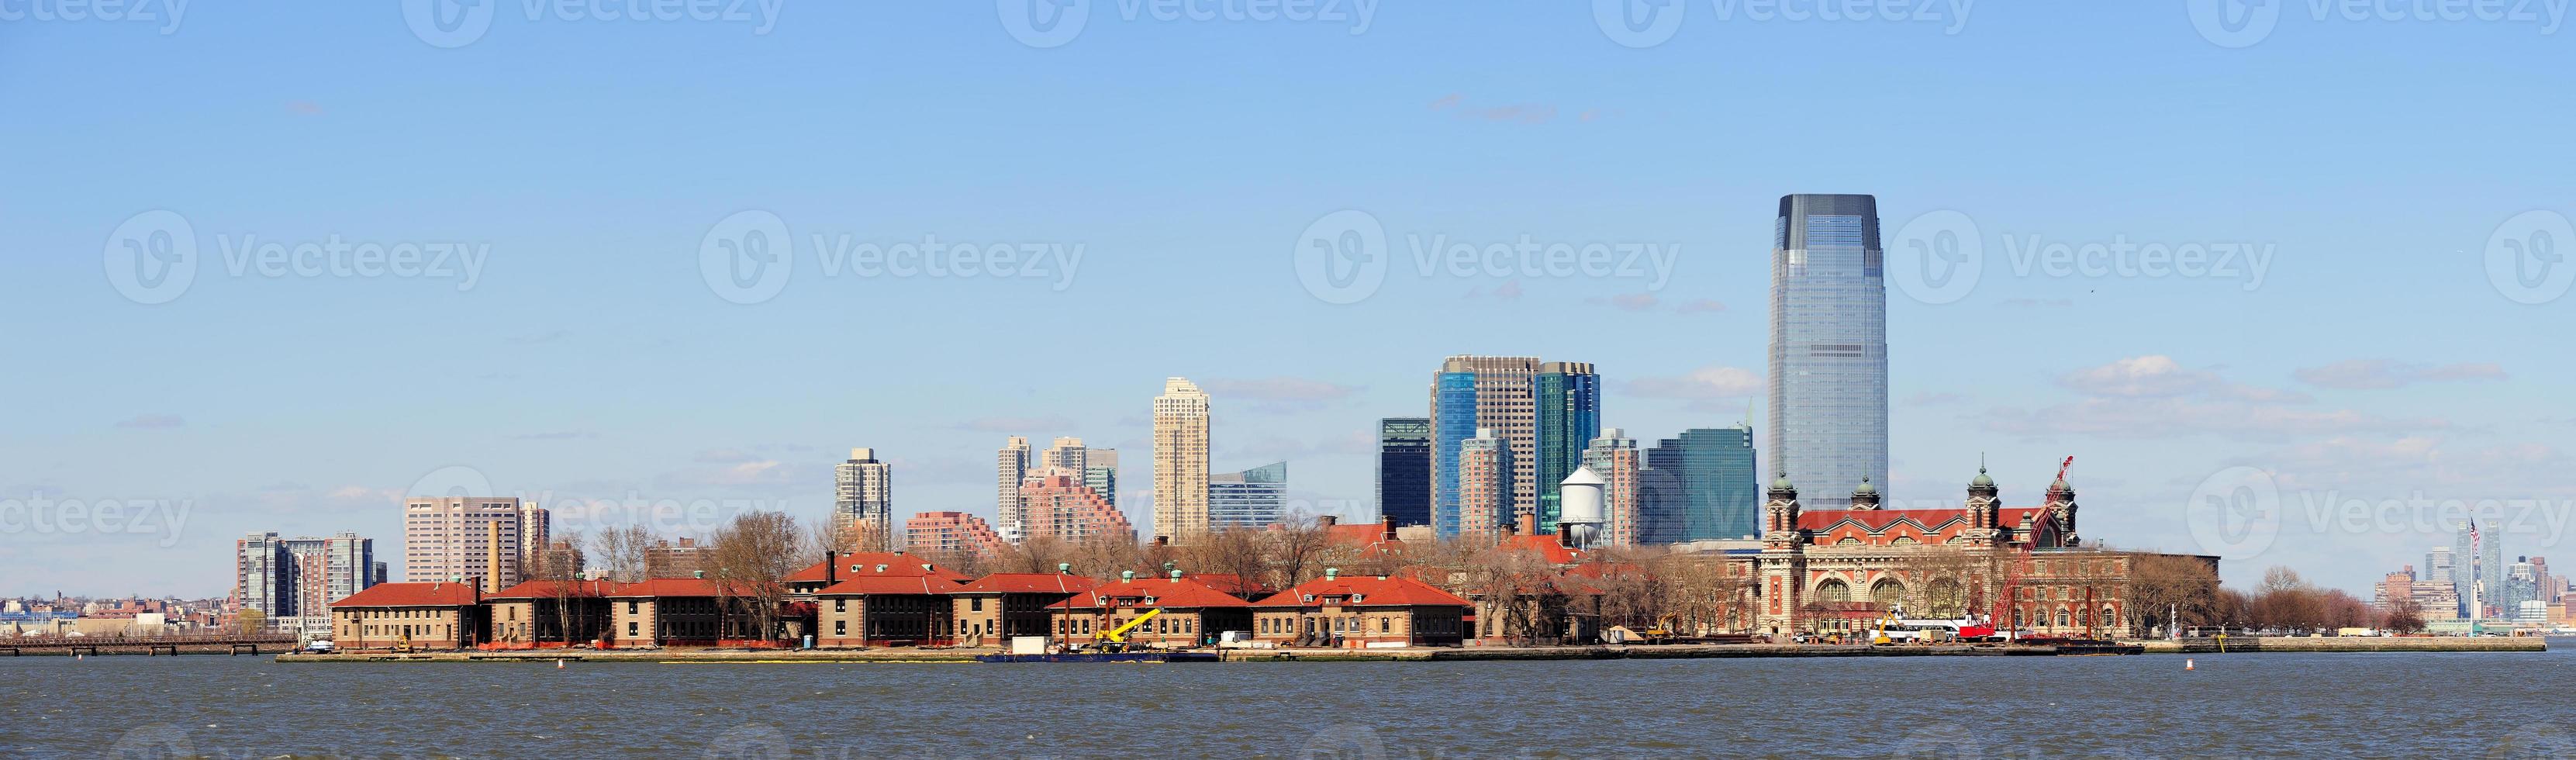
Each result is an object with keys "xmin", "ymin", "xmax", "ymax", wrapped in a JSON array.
[
  {"xmin": 627, "ymin": 601, "xmax": 638, "ymax": 615},
  {"xmin": 971, "ymin": 598, "xmax": 984, "ymax": 612},
  {"xmin": 834, "ymin": 599, "xmax": 846, "ymax": 613},
  {"xmin": 834, "ymin": 620, "xmax": 846, "ymax": 636},
  {"xmin": 627, "ymin": 622, "xmax": 637, "ymax": 636},
  {"xmin": 1380, "ymin": 617, "xmax": 1390, "ymax": 633}
]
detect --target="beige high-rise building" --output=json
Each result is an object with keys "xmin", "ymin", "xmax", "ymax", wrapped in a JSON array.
[
  {"xmin": 1435, "ymin": 355, "xmax": 1542, "ymax": 521},
  {"xmin": 1041, "ymin": 436, "xmax": 1089, "ymax": 474},
  {"xmin": 997, "ymin": 436, "xmax": 1032, "ymax": 544},
  {"xmin": 518, "ymin": 501, "xmax": 551, "ymax": 572},
  {"xmin": 402, "ymin": 496, "xmax": 529, "ymax": 593},
  {"xmin": 835, "ymin": 448, "xmax": 895, "ymax": 551},
  {"xmin": 1153, "ymin": 377, "xmax": 1211, "ymax": 541}
]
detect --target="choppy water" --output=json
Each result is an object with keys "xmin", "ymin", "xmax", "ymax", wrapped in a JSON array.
[{"xmin": 8, "ymin": 641, "xmax": 2575, "ymax": 758}]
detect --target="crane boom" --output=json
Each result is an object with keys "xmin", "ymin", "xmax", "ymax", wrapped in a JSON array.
[
  {"xmin": 1100, "ymin": 608, "xmax": 1162, "ymax": 644},
  {"xmin": 2053, "ymin": 456, "xmax": 2074, "ymax": 483}
]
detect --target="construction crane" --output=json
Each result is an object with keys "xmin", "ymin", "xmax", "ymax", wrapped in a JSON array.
[
  {"xmin": 1090, "ymin": 608, "xmax": 1163, "ymax": 652},
  {"xmin": 2053, "ymin": 455, "xmax": 2074, "ymax": 485}
]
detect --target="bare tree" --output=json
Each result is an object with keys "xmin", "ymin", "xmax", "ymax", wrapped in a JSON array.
[
  {"xmin": 1177, "ymin": 527, "xmax": 1269, "ymax": 599},
  {"xmin": 2382, "ymin": 604, "xmax": 2427, "ymax": 634},
  {"xmin": 590, "ymin": 525, "xmax": 654, "ymax": 584},
  {"xmin": 1265, "ymin": 512, "xmax": 1336, "ymax": 589},
  {"xmin": 2128, "ymin": 553, "xmax": 2221, "ymax": 635},
  {"xmin": 530, "ymin": 533, "xmax": 586, "ymax": 645},
  {"xmin": 708, "ymin": 511, "xmax": 804, "ymax": 644}
]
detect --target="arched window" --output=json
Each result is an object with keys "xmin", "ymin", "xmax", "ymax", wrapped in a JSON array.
[
  {"xmin": 1926, "ymin": 579, "xmax": 1966, "ymax": 618},
  {"xmin": 2056, "ymin": 609, "xmax": 2069, "ymax": 627},
  {"xmin": 1870, "ymin": 579, "xmax": 1907, "ymax": 611},
  {"xmin": 1815, "ymin": 579, "xmax": 1851, "ymax": 603}
]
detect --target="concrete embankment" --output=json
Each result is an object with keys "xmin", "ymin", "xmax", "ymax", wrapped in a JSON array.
[
  {"xmin": 278, "ymin": 642, "xmax": 2122, "ymax": 664},
  {"xmin": 2127, "ymin": 637, "xmax": 2545, "ymax": 654}
]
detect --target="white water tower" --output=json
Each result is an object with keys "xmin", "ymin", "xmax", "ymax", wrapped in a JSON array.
[{"xmin": 1558, "ymin": 466, "xmax": 1606, "ymax": 549}]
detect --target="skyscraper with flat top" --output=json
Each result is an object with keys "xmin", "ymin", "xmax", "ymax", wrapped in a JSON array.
[
  {"xmin": 1429, "ymin": 355, "xmax": 1542, "ymax": 537},
  {"xmin": 997, "ymin": 436, "xmax": 1031, "ymax": 544},
  {"xmin": 402, "ymin": 496, "xmax": 527, "ymax": 592},
  {"xmin": 1153, "ymin": 377, "xmax": 1211, "ymax": 541},
  {"xmin": 834, "ymin": 448, "xmax": 894, "ymax": 551},
  {"xmin": 1769, "ymin": 193, "xmax": 1890, "ymax": 499},
  {"xmin": 1376, "ymin": 417, "xmax": 1432, "ymax": 527},
  {"xmin": 1533, "ymin": 361, "xmax": 1601, "ymax": 534}
]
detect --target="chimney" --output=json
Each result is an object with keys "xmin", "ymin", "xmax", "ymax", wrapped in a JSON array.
[
  {"xmin": 825, "ymin": 551, "xmax": 838, "ymax": 585},
  {"xmin": 1325, "ymin": 568, "xmax": 1339, "ymax": 580},
  {"xmin": 1121, "ymin": 570, "xmax": 1135, "ymax": 582},
  {"xmin": 1169, "ymin": 569, "xmax": 1183, "ymax": 581},
  {"xmin": 1516, "ymin": 513, "xmax": 1535, "ymax": 537},
  {"xmin": 1381, "ymin": 514, "xmax": 1397, "ymax": 542},
  {"xmin": 1057, "ymin": 562, "xmax": 1072, "ymax": 575},
  {"xmin": 1153, "ymin": 536, "xmax": 1169, "ymax": 547},
  {"xmin": 1318, "ymin": 515, "xmax": 1338, "ymax": 527}
]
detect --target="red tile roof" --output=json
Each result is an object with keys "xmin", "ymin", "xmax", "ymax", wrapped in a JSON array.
[
  {"xmin": 606, "ymin": 578, "xmax": 723, "ymax": 598},
  {"xmin": 1051, "ymin": 577, "xmax": 1253, "ymax": 610},
  {"xmin": 954, "ymin": 573, "xmax": 1101, "ymax": 595},
  {"xmin": 1189, "ymin": 573, "xmax": 1271, "ymax": 599},
  {"xmin": 814, "ymin": 575, "xmax": 969, "ymax": 596},
  {"xmin": 791, "ymin": 554, "xmax": 969, "ymax": 583},
  {"xmin": 1254, "ymin": 575, "xmax": 1471, "ymax": 608},
  {"xmin": 1496, "ymin": 533, "xmax": 1584, "ymax": 565},
  {"xmin": 485, "ymin": 579, "xmax": 617, "ymax": 600},
  {"xmin": 331, "ymin": 582, "xmax": 481, "ymax": 608}
]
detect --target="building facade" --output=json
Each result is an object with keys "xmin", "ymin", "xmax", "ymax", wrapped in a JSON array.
[
  {"xmin": 997, "ymin": 436, "xmax": 1032, "ymax": 544},
  {"xmin": 1376, "ymin": 417, "xmax": 1433, "ymax": 528},
  {"xmin": 236, "ymin": 531, "xmax": 384, "ymax": 637},
  {"xmin": 1207, "ymin": 461, "xmax": 1287, "ymax": 530},
  {"xmin": 1769, "ymin": 193, "xmax": 1891, "ymax": 501},
  {"xmin": 1646, "ymin": 426, "xmax": 1760, "ymax": 541},
  {"xmin": 402, "ymin": 496, "xmax": 530, "ymax": 593},
  {"xmin": 1430, "ymin": 371, "xmax": 1479, "ymax": 537},
  {"xmin": 1084, "ymin": 448, "xmax": 1119, "ymax": 508},
  {"xmin": 906, "ymin": 511, "xmax": 1008, "ymax": 558},
  {"xmin": 1532, "ymin": 361, "xmax": 1601, "ymax": 534},
  {"xmin": 1580, "ymin": 430, "xmax": 1644, "ymax": 547},
  {"xmin": 834, "ymin": 447, "xmax": 895, "ymax": 551},
  {"xmin": 1020, "ymin": 472, "xmax": 1138, "ymax": 544},
  {"xmin": 1458, "ymin": 428, "xmax": 1514, "ymax": 540},
  {"xmin": 1251, "ymin": 571, "xmax": 1473, "ymax": 648},
  {"xmin": 1152, "ymin": 377, "xmax": 1212, "ymax": 541},
  {"xmin": 1431, "ymin": 356, "xmax": 1542, "ymax": 535}
]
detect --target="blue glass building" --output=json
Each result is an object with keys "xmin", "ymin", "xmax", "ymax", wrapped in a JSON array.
[
  {"xmin": 1642, "ymin": 426, "xmax": 1759, "ymax": 542},
  {"xmin": 1376, "ymin": 417, "xmax": 1432, "ymax": 527},
  {"xmin": 1532, "ymin": 361, "xmax": 1601, "ymax": 534},
  {"xmin": 1768, "ymin": 193, "xmax": 1890, "ymax": 499},
  {"xmin": 1207, "ymin": 461, "xmax": 1287, "ymax": 530},
  {"xmin": 1430, "ymin": 371, "xmax": 1478, "ymax": 538}
]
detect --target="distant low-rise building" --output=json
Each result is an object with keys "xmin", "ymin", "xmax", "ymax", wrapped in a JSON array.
[
  {"xmin": 329, "ymin": 582, "xmax": 484, "ymax": 650},
  {"xmin": 1051, "ymin": 572, "xmax": 1252, "ymax": 648},
  {"xmin": 1252, "ymin": 569, "xmax": 1472, "ymax": 648}
]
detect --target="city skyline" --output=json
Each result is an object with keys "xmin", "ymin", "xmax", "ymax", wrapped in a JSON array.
[{"xmin": 9, "ymin": 5, "xmax": 2572, "ymax": 602}]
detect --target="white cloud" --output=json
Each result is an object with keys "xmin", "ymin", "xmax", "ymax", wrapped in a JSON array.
[{"xmin": 2293, "ymin": 360, "xmax": 2507, "ymax": 390}]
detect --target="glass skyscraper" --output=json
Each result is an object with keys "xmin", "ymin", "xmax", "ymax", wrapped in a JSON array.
[
  {"xmin": 1207, "ymin": 461, "xmax": 1286, "ymax": 530},
  {"xmin": 1768, "ymin": 193, "xmax": 1890, "ymax": 498},
  {"xmin": 1532, "ymin": 361, "xmax": 1601, "ymax": 534},
  {"xmin": 1376, "ymin": 417, "xmax": 1433, "ymax": 527},
  {"xmin": 1430, "ymin": 371, "xmax": 1479, "ymax": 538},
  {"xmin": 1643, "ymin": 427, "xmax": 1759, "ymax": 541}
]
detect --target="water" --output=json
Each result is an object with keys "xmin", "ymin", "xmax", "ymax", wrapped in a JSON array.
[{"xmin": 8, "ymin": 643, "xmax": 2574, "ymax": 758}]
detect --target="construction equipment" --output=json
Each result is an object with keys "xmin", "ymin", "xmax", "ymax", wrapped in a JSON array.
[{"xmin": 1090, "ymin": 608, "xmax": 1163, "ymax": 652}]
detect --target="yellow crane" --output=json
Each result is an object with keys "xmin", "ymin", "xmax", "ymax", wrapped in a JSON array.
[{"xmin": 1091, "ymin": 608, "xmax": 1163, "ymax": 652}]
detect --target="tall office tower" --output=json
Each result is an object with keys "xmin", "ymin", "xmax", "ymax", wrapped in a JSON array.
[
  {"xmin": 402, "ymin": 496, "xmax": 528, "ymax": 593},
  {"xmin": 1429, "ymin": 356, "xmax": 1542, "ymax": 537},
  {"xmin": 997, "ymin": 436, "xmax": 1032, "ymax": 544},
  {"xmin": 2503, "ymin": 558, "xmax": 2540, "ymax": 613},
  {"xmin": 1769, "ymin": 193, "xmax": 1890, "ymax": 499},
  {"xmin": 2425, "ymin": 545, "xmax": 2456, "ymax": 586},
  {"xmin": 904, "ymin": 511, "xmax": 1008, "ymax": 558},
  {"xmin": 834, "ymin": 448, "xmax": 895, "ymax": 552},
  {"xmin": 1042, "ymin": 436, "xmax": 1091, "ymax": 477},
  {"xmin": 2530, "ymin": 556, "xmax": 2555, "ymax": 603},
  {"xmin": 1020, "ymin": 472, "xmax": 1138, "ymax": 543},
  {"xmin": 1207, "ymin": 461, "xmax": 1288, "ymax": 530},
  {"xmin": 1152, "ymin": 377, "xmax": 1212, "ymax": 541},
  {"xmin": 1643, "ymin": 426, "xmax": 1762, "ymax": 541},
  {"xmin": 1083, "ymin": 448, "xmax": 1119, "ymax": 507},
  {"xmin": 518, "ymin": 502, "xmax": 551, "ymax": 573},
  {"xmin": 2452, "ymin": 521, "xmax": 2505, "ymax": 618},
  {"xmin": 237, "ymin": 531, "xmax": 383, "ymax": 636},
  {"xmin": 1580, "ymin": 429, "xmax": 1644, "ymax": 547},
  {"xmin": 1532, "ymin": 361, "xmax": 1601, "ymax": 534},
  {"xmin": 1376, "ymin": 417, "xmax": 1433, "ymax": 527},
  {"xmin": 1458, "ymin": 428, "xmax": 1514, "ymax": 539},
  {"xmin": 1430, "ymin": 370, "xmax": 1479, "ymax": 537}
]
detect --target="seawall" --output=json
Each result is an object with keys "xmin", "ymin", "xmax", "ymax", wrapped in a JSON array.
[{"xmin": 2128, "ymin": 637, "xmax": 2545, "ymax": 654}]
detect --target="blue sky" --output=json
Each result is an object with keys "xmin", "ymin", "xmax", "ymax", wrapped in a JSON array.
[{"xmin": 3, "ymin": 2, "xmax": 2571, "ymax": 598}]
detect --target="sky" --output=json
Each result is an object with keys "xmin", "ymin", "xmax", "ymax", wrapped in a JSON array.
[{"xmin": 2, "ymin": 2, "xmax": 2571, "ymax": 599}]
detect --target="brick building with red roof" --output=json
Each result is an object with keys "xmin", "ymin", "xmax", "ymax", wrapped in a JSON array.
[
  {"xmin": 485, "ymin": 579, "xmax": 615, "ymax": 647},
  {"xmin": 949, "ymin": 571, "xmax": 1100, "ymax": 644},
  {"xmin": 1252, "ymin": 568, "xmax": 1472, "ymax": 648},
  {"xmin": 330, "ymin": 582, "xmax": 485, "ymax": 650},
  {"xmin": 1050, "ymin": 572, "xmax": 1252, "ymax": 649}
]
